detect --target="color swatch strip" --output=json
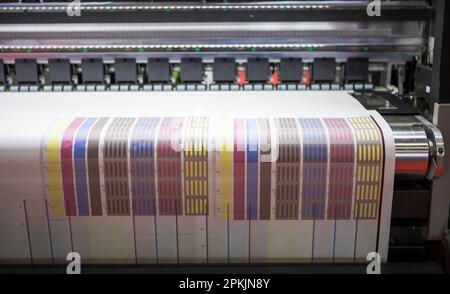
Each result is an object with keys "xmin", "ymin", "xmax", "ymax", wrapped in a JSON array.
[
  {"xmin": 184, "ymin": 117, "xmax": 209, "ymax": 215},
  {"xmin": 157, "ymin": 118, "xmax": 184, "ymax": 215},
  {"xmin": 298, "ymin": 118, "xmax": 327, "ymax": 220},
  {"xmin": 103, "ymin": 118, "xmax": 135, "ymax": 215},
  {"xmin": 44, "ymin": 116, "xmax": 384, "ymax": 221},
  {"xmin": 275, "ymin": 118, "xmax": 301, "ymax": 220},
  {"xmin": 348, "ymin": 117, "xmax": 384, "ymax": 219},
  {"xmin": 324, "ymin": 118, "xmax": 355, "ymax": 220},
  {"xmin": 74, "ymin": 118, "xmax": 97, "ymax": 216},
  {"xmin": 130, "ymin": 118, "xmax": 160, "ymax": 215}
]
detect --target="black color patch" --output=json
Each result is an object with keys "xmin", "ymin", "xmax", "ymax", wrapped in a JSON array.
[
  {"xmin": 279, "ymin": 58, "xmax": 303, "ymax": 82},
  {"xmin": 147, "ymin": 58, "xmax": 170, "ymax": 83},
  {"xmin": 246, "ymin": 57, "xmax": 270, "ymax": 82},
  {"xmin": 115, "ymin": 58, "xmax": 137, "ymax": 83},
  {"xmin": 15, "ymin": 59, "xmax": 39, "ymax": 84},
  {"xmin": 48, "ymin": 59, "xmax": 72, "ymax": 83},
  {"xmin": 180, "ymin": 57, "xmax": 203, "ymax": 82},
  {"xmin": 346, "ymin": 57, "xmax": 369, "ymax": 82},
  {"xmin": 81, "ymin": 58, "xmax": 104, "ymax": 83},
  {"xmin": 0, "ymin": 60, "xmax": 4, "ymax": 84},
  {"xmin": 312, "ymin": 57, "xmax": 336, "ymax": 82},
  {"xmin": 213, "ymin": 57, "xmax": 236, "ymax": 82}
]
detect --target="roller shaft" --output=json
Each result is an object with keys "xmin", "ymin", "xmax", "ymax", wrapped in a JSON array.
[{"xmin": 387, "ymin": 115, "xmax": 445, "ymax": 179}]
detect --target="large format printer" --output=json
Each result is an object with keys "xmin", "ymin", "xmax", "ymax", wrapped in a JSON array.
[{"xmin": 0, "ymin": 0, "xmax": 449, "ymax": 273}]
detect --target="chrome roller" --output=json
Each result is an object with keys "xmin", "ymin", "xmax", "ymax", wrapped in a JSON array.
[{"xmin": 385, "ymin": 115, "xmax": 445, "ymax": 179}]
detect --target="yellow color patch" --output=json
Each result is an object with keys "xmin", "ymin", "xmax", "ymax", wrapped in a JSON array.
[{"xmin": 47, "ymin": 118, "xmax": 73, "ymax": 217}]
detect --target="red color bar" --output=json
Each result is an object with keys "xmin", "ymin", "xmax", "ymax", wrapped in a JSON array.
[
  {"xmin": 238, "ymin": 71, "xmax": 247, "ymax": 86},
  {"xmin": 304, "ymin": 69, "xmax": 311, "ymax": 86},
  {"xmin": 271, "ymin": 71, "xmax": 280, "ymax": 86},
  {"xmin": 234, "ymin": 119, "xmax": 245, "ymax": 220},
  {"xmin": 323, "ymin": 118, "xmax": 354, "ymax": 220},
  {"xmin": 157, "ymin": 118, "xmax": 183, "ymax": 215}
]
